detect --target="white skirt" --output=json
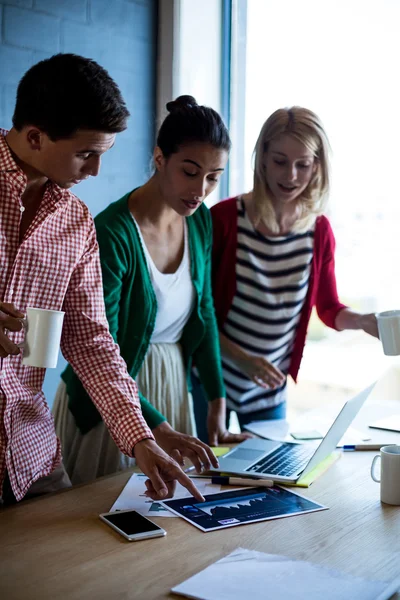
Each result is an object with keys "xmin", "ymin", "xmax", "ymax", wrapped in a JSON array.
[{"xmin": 52, "ymin": 343, "xmax": 196, "ymax": 485}]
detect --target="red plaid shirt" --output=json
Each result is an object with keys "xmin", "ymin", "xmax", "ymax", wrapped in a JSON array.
[{"xmin": 0, "ymin": 130, "xmax": 153, "ymax": 501}]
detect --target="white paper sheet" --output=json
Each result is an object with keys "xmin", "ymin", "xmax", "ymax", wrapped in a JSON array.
[
  {"xmin": 110, "ymin": 473, "xmax": 223, "ymax": 517},
  {"xmin": 172, "ymin": 548, "xmax": 400, "ymax": 600}
]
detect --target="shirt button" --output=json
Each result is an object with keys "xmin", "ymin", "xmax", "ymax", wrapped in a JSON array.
[
  {"xmin": 20, "ymin": 206, "xmax": 25, "ymax": 212},
  {"xmin": 7, "ymin": 450, "xmax": 11, "ymax": 458}
]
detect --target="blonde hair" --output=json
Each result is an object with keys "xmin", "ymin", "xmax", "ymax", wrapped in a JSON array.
[{"xmin": 252, "ymin": 107, "xmax": 330, "ymax": 233}]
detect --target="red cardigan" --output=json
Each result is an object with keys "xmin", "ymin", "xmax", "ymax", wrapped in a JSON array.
[{"xmin": 210, "ymin": 197, "xmax": 347, "ymax": 382}]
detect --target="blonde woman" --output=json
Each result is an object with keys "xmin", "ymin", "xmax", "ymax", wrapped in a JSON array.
[{"xmin": 208, "ymin": 107, "xmax": 378, "ymax": 428}]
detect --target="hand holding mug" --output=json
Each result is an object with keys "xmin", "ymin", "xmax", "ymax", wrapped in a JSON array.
[
  {"xmin": 359, "ymin": 313, "xmax": 379, "ymax": 339},
  {"xmin": 21, "ymin": 308, "xmax": 65, "ymax": 368},
  {"xmin": 0, "ymin": 301, "xmax": 25, "ymax": 358}
]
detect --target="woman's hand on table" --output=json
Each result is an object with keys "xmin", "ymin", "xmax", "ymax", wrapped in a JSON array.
[
  {"xmin": 207, "ymin": 397, "xmax": 254, "ymax": 446},
  {"xmin": 152, "ymin": 421, "xmax": 219, "ymax": 473}
]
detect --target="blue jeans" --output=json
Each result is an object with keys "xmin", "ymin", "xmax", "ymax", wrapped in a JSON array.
[{"xmin": 191, "ymin": 372, "xmax": 287, "ymax": 443}]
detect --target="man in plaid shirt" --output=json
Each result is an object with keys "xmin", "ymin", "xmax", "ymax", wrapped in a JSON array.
[{"xmin": 0, "ymin": 54, "xmax": 218, "ymax": 505}]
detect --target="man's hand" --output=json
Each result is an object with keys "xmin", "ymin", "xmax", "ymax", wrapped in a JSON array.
[
  {"xmin": 153, "ymin": 421, "xmax": 219, "ymax": 473},
  {"xmin": 207, "ymin": 398, "xmax": 254, "ymax": 446},
  {"xmin": 133, "ymin": 438, "xmax": 206, "ymax": 502},
  {"xmin": 0, "ymin": 302, "xmax": 24, "ymax": 358}
]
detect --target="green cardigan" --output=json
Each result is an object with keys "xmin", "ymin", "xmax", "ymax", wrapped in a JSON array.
[{"xmin": 61, "ymin": 193, "xmax": 226, "ymax": 433}]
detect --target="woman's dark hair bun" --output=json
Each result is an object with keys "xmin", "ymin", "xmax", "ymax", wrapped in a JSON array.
[
  {"xmin": 166, "ymin": 95, "xmax": 198, "ymax": 113},
  {"xmin": 158, "ymin": 95, "xmax": 231, "ymax": 158}
]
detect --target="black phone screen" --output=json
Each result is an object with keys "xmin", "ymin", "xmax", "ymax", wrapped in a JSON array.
[{"xmin": 103, "ymin": 511, "xmax": 161, "ymax": 535}]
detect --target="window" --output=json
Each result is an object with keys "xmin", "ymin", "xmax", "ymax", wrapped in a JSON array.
[{"xmin": 229, "ymin": 0, "xmax": 400, "ymax": 417}]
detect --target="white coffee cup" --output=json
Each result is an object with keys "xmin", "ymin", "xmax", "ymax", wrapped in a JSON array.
[
  {"xmin": 376, "ymin": 310, "xmax": 400, "ymax": 356},
  {"xmin": 21, "ymin": 307, "xmax": 65, "ymax": 369},
  {"xmin": 371, "ymin": 444, "xmax": 400, "ymax": 505}
]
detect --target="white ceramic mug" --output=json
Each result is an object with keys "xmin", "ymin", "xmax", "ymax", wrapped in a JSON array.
[
  {"xmin": 376, "ymin": 310, "xmax": 400, "ymax": 356},
  {"xmin": 21, "ymin": 307, "xmax": 65, "ymax": 369},
  {"xmin": 371, "ymin": 444, "xmax": 400, "ymax": 505}
]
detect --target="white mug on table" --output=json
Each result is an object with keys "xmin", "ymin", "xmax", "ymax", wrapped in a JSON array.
[
  {"xmin": 371, "ymin": 444, "xmax": 400, "ymax": 505},
  {"xmin": 376, "ymin": 310, "xmax": 400, "ymax": 356},
  {"xmin": 20, "ymin": 307, "xmax": 65, "ymax": 369}
]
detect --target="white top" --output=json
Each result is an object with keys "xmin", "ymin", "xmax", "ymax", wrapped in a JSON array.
[{"xmin": 132, "ymin": 216, "xmax": 196, "ymax": 343}]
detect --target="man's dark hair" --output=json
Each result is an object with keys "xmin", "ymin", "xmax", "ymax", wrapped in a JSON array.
[
  {"xmin": 12, "ymin": 53, "xmax": 130, "ymax": 140},
  {"xmin": 157, "ymin": 95, "xmax": 231, "ymax": 158}
]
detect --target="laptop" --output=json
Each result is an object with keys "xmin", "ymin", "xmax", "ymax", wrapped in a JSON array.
[{"xmin": 211, "ymin": 385, "xmax": 373, "ymax": 484}]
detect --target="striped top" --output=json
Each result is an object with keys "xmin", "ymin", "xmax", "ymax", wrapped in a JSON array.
[{"xmin": 222, "ymin": 197, "xmax": 314, "ymax": 413}]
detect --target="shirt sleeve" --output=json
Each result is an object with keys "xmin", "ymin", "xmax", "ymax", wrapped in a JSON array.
[
  {"xmin": 192, "ymin": 210, "xmax": 226, "ymax": 401},
  {"xmin": 211, "ymin": 202, "xmax": 225, "ymax": 276},
  {"xmin": 60, "ymin": 218, "xmax": 154, "ymax": 456},
  {"xmin": 210, "ymin": 198, "xmax": 236, "ymax": 331},
  {"xmin": 314, "ymin": 217, "xmax": 347, "ymax": 329}
]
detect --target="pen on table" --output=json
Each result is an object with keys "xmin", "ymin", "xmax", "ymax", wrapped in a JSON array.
[
  {"xmin": 184, "ymin": 464, "xmax": 275, "ymax": 485},
  {"xmin": 342, "ymin": 444, "xmax": 383, "ymax": 451},
  {"xmin": 184, "ymin": 465, "xmax": 222, "ymax": 475},
  {"xmin": 210, "ymin": 476, "xmax": 274, "ymax": 488}
]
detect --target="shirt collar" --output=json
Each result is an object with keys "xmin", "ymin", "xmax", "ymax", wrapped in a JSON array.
[
  {"xmin": 0, "ymin": 129, "xmax": 29, "ymax": 197},
  {"xmin": 44, "ymin": 181, "xmax": 67, "ymax": 212},
  {"xmin": 0, "ymin": 129, "xmax": 26, "ymax": 174},
  {"xmin": 0, "ymin": 128, "xmax": 70, "ymax": 207}
]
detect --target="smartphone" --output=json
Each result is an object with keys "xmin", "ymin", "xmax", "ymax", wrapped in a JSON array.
[{"xmin": 99, "ymin": 509, "xmax": 167, "ymax": 542}]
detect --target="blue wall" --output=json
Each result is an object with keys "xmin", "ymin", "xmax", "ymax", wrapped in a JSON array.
[{"xmin": 0, "ymin": 0, "xmax": 158, "ymax": 405}]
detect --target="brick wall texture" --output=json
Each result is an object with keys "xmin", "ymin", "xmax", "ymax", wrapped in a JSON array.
[{"xmin": 0, "ymin": 0, "xmax": 157, "ymax": 402}]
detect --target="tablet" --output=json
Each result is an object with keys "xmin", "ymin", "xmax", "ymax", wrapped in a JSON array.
[{"xmin": 161, "ymin": 486, "xmax": 326, "ymax": 532}]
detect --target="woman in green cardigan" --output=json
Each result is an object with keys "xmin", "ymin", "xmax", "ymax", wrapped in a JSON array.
[{"xmin": 53, "ymin": 96, "xmax": 250, "ymax": 484}]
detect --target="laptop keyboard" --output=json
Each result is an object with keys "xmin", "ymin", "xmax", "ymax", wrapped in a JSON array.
[{"xmin": 246, "ymin": 444, "xmax": 314, "ymax": 477}]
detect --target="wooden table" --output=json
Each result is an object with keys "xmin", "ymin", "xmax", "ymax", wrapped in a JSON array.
[{"xmin": 0, "ymin": 448, "xmax": 399, "ymax": 599}]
